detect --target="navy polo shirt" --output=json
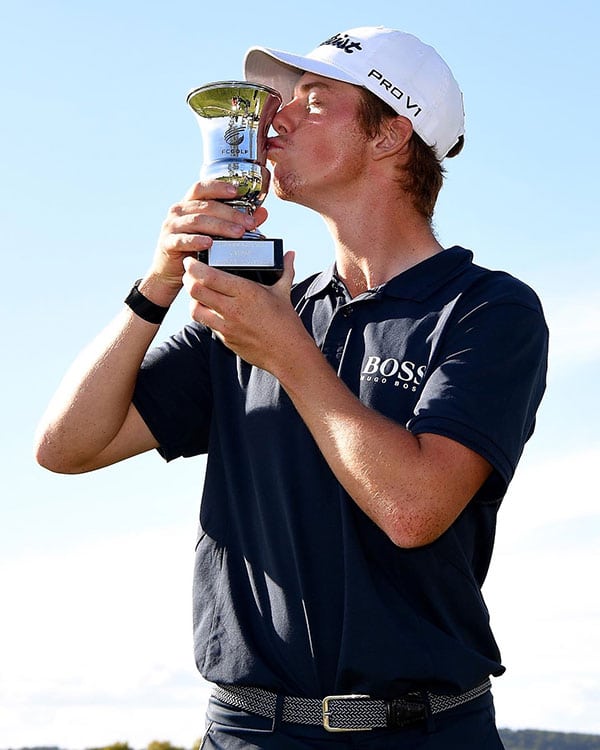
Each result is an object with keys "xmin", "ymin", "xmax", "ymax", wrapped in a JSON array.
[{"xmin": 132, "ymin": 246, "xmax": 548, "ymax": 698}]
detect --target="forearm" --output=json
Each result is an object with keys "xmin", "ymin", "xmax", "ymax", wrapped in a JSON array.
[
  {"xmin": 274, "ymin": 338, "xmax": 489, "ymax": 548},
  {"xmin": 274, "ymin": 341, "xmax": 422, "ymax": 542},
  {"xmin": 34, "ymin": 295, "xmax": 166, "ymax": 473},
  {"xmin": 36, "ymin": 180, "xmax": 267, "ymax": 473}
]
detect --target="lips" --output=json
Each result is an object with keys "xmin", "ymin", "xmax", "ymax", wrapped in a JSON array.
[
  {"xmin": 266, "ymin": 136, "xmax": 284, "ymax": 162},
  {"xmin": 267, "ymin": 136, "xmax": 280, "ymax": 148}
]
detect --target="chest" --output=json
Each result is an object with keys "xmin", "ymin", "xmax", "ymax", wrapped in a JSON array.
[
  {"xmin": 221, "ymin": 294, "xmax": 460, "ymax": 427},
  {"xmin": 300, "ymin": 295, "xmax": 458, "ymax": 424}
]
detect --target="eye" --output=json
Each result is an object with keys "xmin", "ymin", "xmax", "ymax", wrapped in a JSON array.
[{"xmin": 306, "ymin": 95, "xmax": 322, "ymax": 113}]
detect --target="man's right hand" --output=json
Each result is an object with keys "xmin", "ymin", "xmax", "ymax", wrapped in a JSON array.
[{"xmin": 141, "ymin": 180, "xmax": 269, "ymax": 307}]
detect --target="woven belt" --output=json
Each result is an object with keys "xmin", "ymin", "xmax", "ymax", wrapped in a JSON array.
[{"xmin": 213, "ymin": 679, "xmax": 491, "ymax": 732}]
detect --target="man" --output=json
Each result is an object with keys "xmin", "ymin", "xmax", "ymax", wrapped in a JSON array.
[{"xmin": 35, "ymin": 26, "xmax": 548, "ymax": 749}]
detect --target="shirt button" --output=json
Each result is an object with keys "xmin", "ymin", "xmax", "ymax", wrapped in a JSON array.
[{"xmin": 342, "ymin": 306, "xmax": 353, "ymax": 317}]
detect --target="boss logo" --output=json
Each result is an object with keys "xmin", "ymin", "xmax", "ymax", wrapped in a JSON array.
[{"xmin": 361, "ymin": 356, "xmax": 426, "ymax": 391}]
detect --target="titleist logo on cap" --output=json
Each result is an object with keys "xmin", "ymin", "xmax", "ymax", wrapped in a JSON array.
[{"xmin": 319, "ymin": 32, "xmax": 363, "ymax": 54}]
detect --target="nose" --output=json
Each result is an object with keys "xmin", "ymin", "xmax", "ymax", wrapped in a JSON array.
[{"xmin": 271, "ymin": 100, "xmax": 295, "ymax": 135}]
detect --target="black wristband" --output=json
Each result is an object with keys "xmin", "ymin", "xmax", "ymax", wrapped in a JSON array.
[{"xmin": 124, "ymin": 279, "xmax": 170, "ymax": 324}]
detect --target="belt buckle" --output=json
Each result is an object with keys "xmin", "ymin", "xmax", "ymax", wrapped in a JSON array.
[{"xmin": 322, "ymin": 694, "xmax": 372, "ymax": 732}]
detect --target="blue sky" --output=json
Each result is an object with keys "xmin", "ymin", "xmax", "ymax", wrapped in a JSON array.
[{"xmin": 1, "ymin": 0, "xmax": 599, "ymax": 747}]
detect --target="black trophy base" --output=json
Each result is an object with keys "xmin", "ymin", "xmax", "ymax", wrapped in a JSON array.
[{"xmin": 197, "ymin": 237, "xmax": 284, "ymax": 286}]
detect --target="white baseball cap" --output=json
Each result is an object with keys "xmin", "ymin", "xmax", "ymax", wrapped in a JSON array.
[{"xmin": 244, "ymin": 26, "xmax": 465, "ymax": 160}]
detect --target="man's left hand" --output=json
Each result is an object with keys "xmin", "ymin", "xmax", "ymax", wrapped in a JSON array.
[{"xmin": 182, "ymin": 251, "xmax": 308, "ymax": 374}]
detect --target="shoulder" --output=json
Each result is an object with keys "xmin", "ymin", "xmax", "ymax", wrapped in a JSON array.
[
  {"xmin": 460, "ymin": 253, "xmax": 545, "ymax": 314},
  {"xmin": 476, "ymin": 272, "xmax": 544, "ymax": 312},
  {"xmin": 429, "ymin": 248, "xmax": 549, "ymax": 352}
]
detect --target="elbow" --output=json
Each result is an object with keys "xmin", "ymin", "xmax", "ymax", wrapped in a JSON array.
[
  {"xmin": 34, "ymin": 429, "xmax": 85, "ymax": 475},
  {"xmin": 34, "ymin": 441, "xmax": 66, "ymax": 475},
  {"xmin": 384, "ymin": 510, "xmax": 446, "ymax": 550},
  {"xmin": 387, "ymin": 527, "xmax": 439, "ymax": 550},
  {"xmin": 35, "ymin": 451, "xmax": 86, "ymax": 475}
]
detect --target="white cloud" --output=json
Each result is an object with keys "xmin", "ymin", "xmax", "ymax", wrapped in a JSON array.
[
  {"xmin": 0, "ymin": 526, "xmax": 211, "ymax": 748},
  {"xmin": 484, "ymin": 447, "xmax": 600, "ymax": 734}
]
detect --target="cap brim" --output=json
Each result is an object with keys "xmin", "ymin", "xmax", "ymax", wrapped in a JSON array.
[{"xmin": 243, "ymin": 46, "xmax": 362, "ymax": 104}]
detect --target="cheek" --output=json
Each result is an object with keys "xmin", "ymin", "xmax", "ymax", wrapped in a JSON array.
[
  {"xmin": 307, "ymin": 126, "xmax": 368, "ymax": 179},
  {"xmin": 272, "ymin": 120, "xmax": 369, "ymax": 200}
]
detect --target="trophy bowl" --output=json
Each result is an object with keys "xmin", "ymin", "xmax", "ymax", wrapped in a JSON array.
[{"xmin": 187, "ymin": 81, "xmax": 284, "ymax": 284}]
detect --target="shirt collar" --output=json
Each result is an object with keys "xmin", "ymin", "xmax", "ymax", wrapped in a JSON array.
[
  {"xmin": 303, "ymin": 247, "xmax": 474, "ymax": 302},
  {"xmin": 303, "ymin": 263, "xmax": 337, "ymax": 298}
]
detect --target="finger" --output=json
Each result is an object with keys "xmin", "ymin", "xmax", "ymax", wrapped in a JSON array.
[
  {"xmin": 183, "ymin": 180, "xmax": 238, "ymax": 202},
  {"xmin": 252, "ymin": 206, "xmax": 268, "ymax": 228},
  {"xmin": 189, "ymin": 298, "xmax": 226, "ymax": 334},
  {"xmin": 169, "ymin": 199, "xmax": 258, "ymax": 238},
  {"xmin": 160, "ymin": 230, "xmax": 213, "ymax": 255},
  {"xmin": 183, "ymin": 256, "xmax": 244, "ymax": 298},
  {"xmin": 183, "ymin": 266, "xmax": 233, "ymax": 314},
  {"xmin": 183, "ymin": 263, "xmax": 248, "ymax": 334},
  {"xmin": 168, "ymin": 210, "xmax": 250, "ymax": 241},
  {"xmin": 174, "ymin": 198, "xmax": 250, "ymax": 219}
]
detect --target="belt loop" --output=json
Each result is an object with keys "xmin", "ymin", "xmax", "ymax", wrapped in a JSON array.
[
  {"xmin": 422, "ymin": 691, "xmax": 436, "ymax": 734},
  {"xmin": 271, "ymin": 692, "xmax": 285, "ymax": 732}
]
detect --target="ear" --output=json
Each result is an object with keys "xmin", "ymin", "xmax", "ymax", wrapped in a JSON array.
[{"xmin": 371, "ymin": 116, "xmax": 413, "ymax": 161}]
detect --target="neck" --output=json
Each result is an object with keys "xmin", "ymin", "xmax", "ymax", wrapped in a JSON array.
[{"xmin": 322, "ymin": 204, "xmax": 443, "ymax": 297}]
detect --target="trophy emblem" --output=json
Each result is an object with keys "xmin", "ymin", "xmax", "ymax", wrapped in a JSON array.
[{"xmin": 187, "ymin": 81, "xmax": 284, "ymax": 284}]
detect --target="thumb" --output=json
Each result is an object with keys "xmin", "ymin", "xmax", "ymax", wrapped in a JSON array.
[
  {"xmin": 279, "ymin": 250, "xmax": 296, "ymax": 290},
  {"xmin": 270, "ymin": 250, "xmax": 295, "ymax": 295}
]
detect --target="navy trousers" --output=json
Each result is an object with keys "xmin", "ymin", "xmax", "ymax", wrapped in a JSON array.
[{"xmin": 200, "ymin": 692, "xmax": 505, "ymax": 749}]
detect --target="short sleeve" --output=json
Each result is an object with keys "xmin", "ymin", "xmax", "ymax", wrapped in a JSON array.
[
  {"xmin": 132, "ymin": 322, "xmax": 214, "ymax": 461},
  {"xmin": 407, "ymin": 297, "xmax": 548, "ymax": 491}
]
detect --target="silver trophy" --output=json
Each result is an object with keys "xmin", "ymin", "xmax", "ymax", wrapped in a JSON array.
[{"xmin": 187, "ymin": 81, "xmax": 284, "ymax": 284}]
